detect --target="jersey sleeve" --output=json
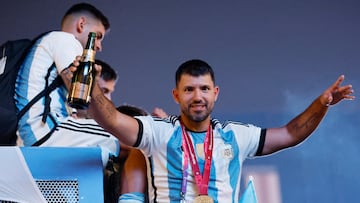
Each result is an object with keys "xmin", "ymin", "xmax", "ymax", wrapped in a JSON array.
[
  {"xmin": 41, "ymin": 31, "xmax": 83, "ymax": 73},
  {"xmin": 135, "ymin": 115, "xmax": 175, "ymax": 156},
  {"xmin": 227, "ymin": 122, "xmax": 262, "ymax": 159}
]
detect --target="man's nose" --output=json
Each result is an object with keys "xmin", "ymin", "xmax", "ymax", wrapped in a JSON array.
[
  {"xmin": 96, "ymin": 42, "xmax": 102, "ymax": 52},
  {"xmin": 193, "ymin": 89, "xmax": 202, "ymax": 100}
]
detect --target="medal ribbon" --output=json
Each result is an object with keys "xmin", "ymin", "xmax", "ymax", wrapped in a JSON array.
[{"xmin": 181, "ymin": 123, "xmax": 213, "ymax": 196}]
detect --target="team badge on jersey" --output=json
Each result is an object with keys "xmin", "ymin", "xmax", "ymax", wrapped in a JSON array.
[{"xmin": 222, "ymin": 144, "xmax": 233, "ymax": 159}]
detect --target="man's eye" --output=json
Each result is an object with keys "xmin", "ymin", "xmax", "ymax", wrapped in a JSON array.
[
  {"xmin": 97, "ymin": 33, "xmax": 103, "ymax": 40},
  {"xmin": 101, "ymin": 88, "xmax": 108, "ymax": 94},
  {"xmin": 201, "ymin": 87, "xmax": 210, "ymax": 91}
]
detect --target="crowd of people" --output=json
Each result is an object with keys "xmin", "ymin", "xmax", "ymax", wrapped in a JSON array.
[{"xmin": 11, "ymin": 2, "xmax": 355, "ymax": 203}]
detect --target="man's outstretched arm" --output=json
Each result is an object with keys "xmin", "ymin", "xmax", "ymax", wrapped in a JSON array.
[
  {"xmin": 262, "ymin": 75, "xmax": 355, "ymax": 155},
  {"xmin": 89, "ymin": 82, "xmax": 140, "ymax": 146},
  {"xmin": 68, "ymin": 58, "xmax": 141, "ymax": 146}
]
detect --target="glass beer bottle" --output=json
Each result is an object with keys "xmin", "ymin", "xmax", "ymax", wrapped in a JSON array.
[{"xmin": 67, "ymin": 32, "xmax": 97, "ymax": 109}]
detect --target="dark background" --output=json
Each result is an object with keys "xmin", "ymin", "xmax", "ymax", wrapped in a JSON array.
[{"xmin": 2, "ymin": 1, "xmax": 359, "ymax": 202}]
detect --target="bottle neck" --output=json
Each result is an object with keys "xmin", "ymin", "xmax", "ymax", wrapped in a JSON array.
[{"xmin": 82, "ymin": 32, "xmax": 97, "ymax": 62}]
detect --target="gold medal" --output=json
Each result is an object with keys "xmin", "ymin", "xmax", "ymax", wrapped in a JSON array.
[{"xmin": 193, "ymin": 195, "xmax": 214, "ymax": 203}]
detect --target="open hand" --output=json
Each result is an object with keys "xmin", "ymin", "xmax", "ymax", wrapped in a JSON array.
[{"xmin": 320, "ymin": 75, "xmax": 355, "ymax": 106}]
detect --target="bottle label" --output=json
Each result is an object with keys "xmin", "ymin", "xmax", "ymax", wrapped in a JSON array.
[
  {"xmin": 71, "ymin": 82, "xmax": 91, "ymax": 102},
  {"xmin": 82, "ymin": 49, "xmax": 96, "ymax": 62}
]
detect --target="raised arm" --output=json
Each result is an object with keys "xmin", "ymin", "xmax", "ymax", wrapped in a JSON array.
[
  {"xmin": 67, "ymin": 58, "xmax": 140, "ymax": 146},
  {"xmin": 89, "ymin": 81, "xmax": 140, "ymax": 146},
  {"xmin": 261, "ymin": 75, "xmax": 355, "ymax": 155}
]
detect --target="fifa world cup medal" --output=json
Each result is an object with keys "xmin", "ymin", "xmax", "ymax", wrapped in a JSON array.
[{"xmin": 193, "ymin": 195, "xmax": 214, "ymax": 203}]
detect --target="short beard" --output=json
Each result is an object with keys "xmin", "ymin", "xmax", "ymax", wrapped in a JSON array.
[{"xmin": 183, "ymin": 109, "xmax": 211, "ymax": 123}]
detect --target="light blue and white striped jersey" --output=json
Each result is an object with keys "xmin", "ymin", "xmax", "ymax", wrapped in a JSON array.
[
  {"xmin": 15, "ymin": 31, "xmax": 82, "ymax": 146},
  {"xmin": 136, "ymin": 115, "xmax": 264, "ymax": 203}
]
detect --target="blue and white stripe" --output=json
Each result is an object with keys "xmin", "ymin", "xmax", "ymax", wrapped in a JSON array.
[{"xmin": 138, "ymin": 115, "xmax": 262, "ymax": 203}]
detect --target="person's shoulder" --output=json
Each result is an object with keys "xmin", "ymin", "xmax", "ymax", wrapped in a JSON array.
[
  {"xmin": 216, "ymin": 119, "xmax": 258, "ymax": 130},
  {"xmin": 139, "ymin": 115, "xmax": 179, "ymax": 128},
  {"xmin": 41, "ymin": 31, "xmax": 82, "ymax": 51},
  {"xmin": 141, "ymin": 115, "xmax": 175, "ymax": 124},
  {"xmin": 45, "ymin": 31, "xmax": 77, "ymax": 41}
]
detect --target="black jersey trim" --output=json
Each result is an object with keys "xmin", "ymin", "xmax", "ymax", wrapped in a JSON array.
[
  {"xmin": 133, "ymin": 118, "xmax": 143, "ymax": 147},
  {"xmin": 255, "ymin": 128, "xmax": 266, "ymax": 156},
  {"xmin": 148, "ymin": 156, "xmax": 158, "ymax": 202}
]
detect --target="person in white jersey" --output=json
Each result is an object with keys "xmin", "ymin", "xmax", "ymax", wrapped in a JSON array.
[
  {"xmin": 14, "ymin": 3, "xmax": 119, "ymax": 167},
  {"xmin": 71, "ymin": 58, "xmax": 354, "ymax": 202}
]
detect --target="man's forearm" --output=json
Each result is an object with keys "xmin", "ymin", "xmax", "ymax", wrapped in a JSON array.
[
  {"xmin": 286, "ymin": 97, "xmax": 329, "ymax": 144},
  {"xmin": 89, "ymin": 83, "xmax": 141, "ymax": 146}
]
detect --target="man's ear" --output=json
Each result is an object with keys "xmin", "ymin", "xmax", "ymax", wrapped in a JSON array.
[
  {"xmin": 76, "ymin": 16, "xmax": 86, "ymax": 33},
  {"xmin": 214, "ymin": 86, "xmax": 220, "ymax": 102},
  {"xmin": 172, "ymin": 88, "xmax": 179, "ymax": 104}
]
